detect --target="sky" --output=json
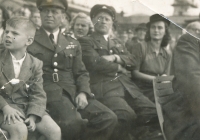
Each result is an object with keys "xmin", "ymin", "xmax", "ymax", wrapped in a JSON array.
[{"xmin": 72, "ymin": 0, "xmax": 200, "ymax": 16}]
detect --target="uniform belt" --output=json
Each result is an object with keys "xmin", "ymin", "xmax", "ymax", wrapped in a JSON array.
[
  {"xmin": 43, "ymin": 72, "xmax": 73, "ymax": 83},
  {"xmin": 43, "ymin": 73, "xmax": 60, "ymax": 82},
  {"xmin": 52, "ymin": 73, "xmax": 59, "ymax": 82}
]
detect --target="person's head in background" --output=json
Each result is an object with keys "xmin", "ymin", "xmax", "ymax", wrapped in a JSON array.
[
  {"xmin": 70, "ymin": 12, "xmax": 94, "ymax": 39},
  {"xmin": 30, "ymin": 8, "xmax": 41, "ymax": 30},
  {"xmin": 186, "ymin": 21, "xmax": 200, "ymax": 39},
  {"xmin": 0, "ymin": 6, "xmax": 10, "ymax": 29},
  {"xmin": 145, "ymin": 14, "xmax": 171, "ymax": 48},
  {"xmin": 120, "ymin": 31, "xmax": 128, "ymax": 45},
  {"xmin": 60, "ymin": 11, "xmax": 71, "ymax": 33},
  {"xmin": 127, "ymin": 29, "xmax": 134, "ymax": 40},
  {"xmin": 135, "ymin": 23, "xmax": 147, "ymax": 42},
  {"xmin": 3, "ymin": 16, "xmax": 36, "ymax": 52}
]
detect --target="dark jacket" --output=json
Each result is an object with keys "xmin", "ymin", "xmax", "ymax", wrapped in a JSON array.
[
  {"xmin": 0, "ymin": 48, "xmax": 46, "ymax": 119},
  {"xmin": 78, "ymin": 32, "xmax": 142, "ymax": 99},
  {"xmin": 27, "ymin": 28, "xmax": 92, "ymax": 103},
  {"xmin": 163, "ymin": 33, "xmax": 200, "ymax": 140}
]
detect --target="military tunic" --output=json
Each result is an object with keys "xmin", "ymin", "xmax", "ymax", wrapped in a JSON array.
[
  {"xmin": 79, "ymin": 32, "xmax": 157, "ymax": 139},
  {"xmin": 28, "ymin": 28, "xmax": 117, "ymax": 140}
]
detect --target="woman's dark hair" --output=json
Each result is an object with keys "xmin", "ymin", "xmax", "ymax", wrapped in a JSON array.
[
  {"xmin": 145, "ymin": 21, "xmax": 171, "ymax": 48},
  {"xmin": 0, "ymin": 6, "xmax": 10, "ymax": 29}
]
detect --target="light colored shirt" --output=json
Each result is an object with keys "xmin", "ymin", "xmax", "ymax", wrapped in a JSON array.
[
  {"xmin": 44, "ymin": 28, "xmax": 59, "ymax": 44},
  {"xmin": 10, "ymin": 52, "xmax": 26, "ymax": 78},
  {"xmin": 103, "ymin": 34, "xmax": 109, "ymax": 41},
  {"xmin": 0, "ymin": 27, "xmax": 4, "ymax": 44},
  {"xmin": 61, "ymin": 28, "xmax": 65, "ymax": 33}
]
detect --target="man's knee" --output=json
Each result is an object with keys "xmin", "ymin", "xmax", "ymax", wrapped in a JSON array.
[
  {"xmin": 115, "ymin": 109, "xmax": 136, "ymax": 125},
  {"xmin": 105, "ymin": 110, "xmax": 118, "ymax": 127}
]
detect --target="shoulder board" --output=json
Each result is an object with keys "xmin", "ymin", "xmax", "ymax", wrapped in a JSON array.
[{"xmin": 62, "ymin": 32, "xmax": 77, "ymax": 40}]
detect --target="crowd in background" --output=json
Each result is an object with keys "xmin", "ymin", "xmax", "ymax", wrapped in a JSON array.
[{"xmin": 1, "ymin": 1, "xmax": 200, "ymax": 140}]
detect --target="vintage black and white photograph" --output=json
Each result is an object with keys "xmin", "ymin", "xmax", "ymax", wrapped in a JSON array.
[{"xmin": 0, "ymin": 0, "xmax": 200, "ymax": 140}]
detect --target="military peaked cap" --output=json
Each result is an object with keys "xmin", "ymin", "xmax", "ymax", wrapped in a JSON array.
[
  {"xmin": 90, "ymin": 4, "xmax": 116, "ymax": 20},
  {"xmin": 36, "ymin": 0, "xmax": 68, "ymax": 11}
]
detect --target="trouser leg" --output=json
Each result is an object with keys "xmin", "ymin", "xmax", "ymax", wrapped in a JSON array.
[
  {"xmin": 79, "ymin": 99, "xmax": 118, "ymax": 140},
  {"xmin": 125, "ymin": 92, "xmax": 156, "ymax": 125},
  {"xmin": 47, "ymin": 95, "xmax": 87, "ymax": 140},
  {"xmin": 125, "ymin": 92, "xmax": 162, "ymax": 139},
  {"xmin": 98, "ymin": 96, "xmax": 137, "ymax": 140}
]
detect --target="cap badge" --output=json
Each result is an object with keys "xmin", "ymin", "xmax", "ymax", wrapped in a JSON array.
[
  {"xmin": 102, "ymin": 6, "xmax": 107, "ymax": 9},
  {"xmin": 47, "ymin": 0, "xmax": 52, "ymax": 3}
]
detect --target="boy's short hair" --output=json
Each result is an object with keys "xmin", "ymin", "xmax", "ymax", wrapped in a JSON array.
[{"xmin": 6, "ymin": 16, "xmax": 36, "ymax": 37}]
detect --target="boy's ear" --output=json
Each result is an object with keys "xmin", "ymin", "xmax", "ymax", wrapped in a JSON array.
[{"xmin": 26, "ymin": 37, "xmax": 34, "ymax": 46}]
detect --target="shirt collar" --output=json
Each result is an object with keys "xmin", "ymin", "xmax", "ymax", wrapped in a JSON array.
[
  {"xmin": 148, "ymin": 41, "xmax": 164, "ymax": 55},
  {"xmin": 61, "ymin": 28, "xmax": 66, "ymax": 33},
  {"xmin": 10, "ymin": 52, "xmax": 26, "ymax": 63},
  {"xmin": 147, "ymin": 41, "xmax": 168, "ymax": 59},
  {"xmin": 44, "ymin": 28, "xmax": 60, "ymax": 43},
  {"xmin": 103, "ymin": 34, "xmax": 109, "ymax": 41}
]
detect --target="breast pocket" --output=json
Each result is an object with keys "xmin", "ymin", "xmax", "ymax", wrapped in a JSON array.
[
  {"xmin": 63, "ymin": 49, "xmax": 76, "ymax": 69},
  {"xmin": 112, "ymin": 46, "xmax": 125, "ymax": 54}
]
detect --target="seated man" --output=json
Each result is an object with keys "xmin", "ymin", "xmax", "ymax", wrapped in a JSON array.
[
  {"xmin": 0, "ymin": 17, "xmax": 61, "ymax": 140},
  {"xmin": 163, "ymin": 21, "xmax": 200, "ymax": 140},
  {"xmin": 28, "ymin": 0, "xmax": 117, "ymax": 140},
  {"xmin": 78, "ymin": 4, "xmax": 159, "ymax": 140}
]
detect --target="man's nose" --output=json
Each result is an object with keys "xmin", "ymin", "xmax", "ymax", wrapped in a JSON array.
[{"xmin": 101, "ymin": 18, "xmax": 106, "ymax": 23}]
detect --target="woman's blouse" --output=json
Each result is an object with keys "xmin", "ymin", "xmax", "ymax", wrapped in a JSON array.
[{"xmin": 131, "ymin": 41, "xmax": 170, "ymax": 77}]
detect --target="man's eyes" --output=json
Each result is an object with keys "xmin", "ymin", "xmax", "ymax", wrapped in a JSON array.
[
  {"xmin": 97, "ymin": 17, "xmax": 111, "ymax": 21},
  {"xmin": 42, "ymin": 9, "xmax": 59, "ymax": 14}
]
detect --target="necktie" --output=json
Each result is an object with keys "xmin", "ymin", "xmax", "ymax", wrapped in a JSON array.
[
  {"xmin": 49, "ymin": 33, "xmax": 57, "ymax": 50},
  {"xmin": 49, "ymin": 33, "xmax": 55, "ymax": 45}
]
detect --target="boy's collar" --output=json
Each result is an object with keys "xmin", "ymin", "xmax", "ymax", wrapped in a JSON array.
[{"xmin": 10, "ymin": 51, "xmax": 26, "ymax": 61}]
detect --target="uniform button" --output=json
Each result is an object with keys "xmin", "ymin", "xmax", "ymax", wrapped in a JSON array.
[
  {"xmin": 54, "ymin": 62, "xmax": 58, "ymax": 66},
  {"xmin": 121, "ymin": 50, "xmax": 124, "ymax": 53},
  {"xmin": 100, "ymin": 47, "xmax": 103, "ymax": 49},
  {"xmin": 70, "ymin": 54, "xmax": 73, "ymax": 57},
  {"xmin": 115, "ymin": 73, "xmax": 118, "ymax": 76},
  {"xmin": 54, "ymin": 53, "xmax": 58, "ymax": 57},
  {"xmin": 110, "ymin": 50, "xmax": 113, "ymax": 53},
  {"xmin": 54, "ymin": 69, "xmax": 58, "ymax": 72}
]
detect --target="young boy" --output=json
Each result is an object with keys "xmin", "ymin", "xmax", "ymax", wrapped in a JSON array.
[{"xmin": 0, "ymin": 16, "xmax": 61, "ymax": 140}]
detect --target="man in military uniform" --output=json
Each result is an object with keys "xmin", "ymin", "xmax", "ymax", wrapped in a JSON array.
[
  {"xmin": 27, "ymin": 0, "xmax": 117, "ymax": 140},
  {"xmin": 78, "ymin": 4, "xmax": 158, "ymax": 140},
  {"xmin": 126, "ymin": 23, "xmax": 147, "ymax": 53}
]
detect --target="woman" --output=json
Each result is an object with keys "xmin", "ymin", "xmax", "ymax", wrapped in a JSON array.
[
  {"xmin": 69, "ymin": 12, "xmax": 94, "ymax": 39},
  {"xmin": 0, "ymin": 6, "xmax": 9, "ymax": 44},
  {"xmin": 131, "ymin": 14, "xmax": 171, "ymax": 102}
]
